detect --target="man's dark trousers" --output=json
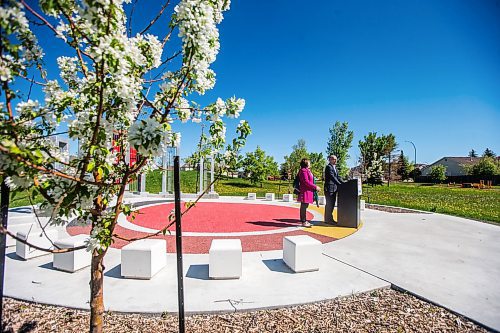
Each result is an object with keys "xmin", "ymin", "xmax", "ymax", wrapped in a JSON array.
[{"xmin": 324, "ymin": 191, "xmax": 337, "ymax": 223}]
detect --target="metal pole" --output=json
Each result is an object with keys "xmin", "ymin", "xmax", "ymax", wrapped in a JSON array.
[
  {"xmin": 0, "ymin": 179, "xmax": 10, "ymax": 330},
  {"xmin": 173, "ymin": 156, "xmax": 185, "ymax": 333},
  {"xmin": 405, "ymin": 140, "xmax": 417, "ymax": 165}
]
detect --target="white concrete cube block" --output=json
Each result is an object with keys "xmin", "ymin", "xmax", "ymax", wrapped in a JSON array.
[
  {"xmin": 7, "ymin": 223, "xmax": 35, "ymax": 247},
  {"xmin": 360, "ymin": 199, "xmax": 366, "ymax": 211},
  {"xmin": 247, "ymin": 193, "xmax": 256, "ymax": 200},
  {"xmin": 209, "ymin": 239, "xmax": 242, "ymax": 279},
  {"xmin": 53, "ymin": 234, "xmax": 91, "ymax": 272},
  {"xmin": 282, "ymin": 194, "xmax": 294, "ymax": 202},
  {"xmin": 318, "ymin": 195, "xmax": 326, "ymax": 205},
  {"xmin": 265, "ymin": 193, "xmax": 275, "ymax": 201},
  {"xmin": 283, "ymin": 235, "xmax": 321, "ymax": 273},
  {"xmin": 121, "ymin": 239, "xmax": 166, "ymax": 279},
  {"xmin": 16, "ymin": 229, "xmax": 59, "ymax": 260}
]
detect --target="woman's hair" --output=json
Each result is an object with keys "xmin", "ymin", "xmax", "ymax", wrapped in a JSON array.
[{"xmin": 300, "ymin": 158, "xmax": 310, "ymax": 168}]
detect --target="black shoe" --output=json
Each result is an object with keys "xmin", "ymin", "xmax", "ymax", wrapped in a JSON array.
[{"xmin": 324, "ymin": 220, "xmax": 337, "ymax": 225}]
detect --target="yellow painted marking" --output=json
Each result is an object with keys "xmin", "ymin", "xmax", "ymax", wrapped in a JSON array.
[{"xmin": 305, "ymin": 205, "xmax": 362, "ymax": 239}]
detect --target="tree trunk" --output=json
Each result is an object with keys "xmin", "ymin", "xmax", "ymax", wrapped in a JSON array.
[{"xmin": 89, "ymin": 250, "xmax": 106, "ymax": 333}]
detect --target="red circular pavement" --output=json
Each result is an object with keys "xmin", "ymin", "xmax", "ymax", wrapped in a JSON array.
[
  {"xmin": 66, "ymin": 202, "xmax": 335, "ymax": 253},
  {"xmin": 128, "ymin": 202, "xmax": 314, "ymax": 232}
]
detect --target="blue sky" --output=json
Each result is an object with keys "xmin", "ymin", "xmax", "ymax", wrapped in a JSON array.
[{"xmin": 23, "ymin": 0, "xmax": 500, "ymax": 166}]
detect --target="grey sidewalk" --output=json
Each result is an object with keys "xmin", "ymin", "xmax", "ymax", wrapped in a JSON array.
[{"xmin": 3, "ymin": 203, "xmax": 500, "ymax": 331}]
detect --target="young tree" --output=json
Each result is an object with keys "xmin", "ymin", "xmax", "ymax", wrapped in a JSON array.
[
  {"xmin": 358, "ymin": 132, "xmax": 397, "ymax": 180},
  {"xmin": 325, "ymin": 121, "xmax": 354, "ymax": 178},
  {"xmin": 309, "ymin": 152, "xmax": 325, "ymax": 180},
  {"xmin": 483, "ymin": 148, "xmax": 496, "ymax": 158},
  {"xmin": 468, "ymin": 149, "xmax": 478, "ymax": 158},
  {"xmin": 429, "ymin": 165, "xmax": 447, "ymax": 183},
  {"xmin": 396, "ymin": 150, "xmax": 414, "ymax": 181},
  {"xmin": 365, "ymin": 153, "xmax": 383, "ymax": 185},
  {"xmin": 241, "ymin": 146, "xmax": 278, "ymax": 186},
  {"xmin": 0, "ymin": 1, "xmax": 251, "ymax": 331}
]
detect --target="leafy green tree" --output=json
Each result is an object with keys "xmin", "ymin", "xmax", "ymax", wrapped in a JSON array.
[
  {"xmin": 396, "ymin": 150, "xmax": 414, "ymax": 181},
  {"xmin": 358, "ymin": 132, "xmax": 397, "ymax": 179},
  {"xmin": 429, "ymin": 165, "xmax": 447, "ymax": 183},
  {"xmin": 483, "ymin": 148, "xmax": 496, "ymax": 158},
  {"xmin": 242, "ymin": 146, "xmax": 278, "ymax": 186},
  {"xmin": 465, "ymin": 157, "xmax": 499, "ymax": 177},
  {"xmin": 468, "ymin": 149, "xmax": 478, "ymax": 158},
  {"xmin": 326, "ymin": 121, "xmax": 354, "ymax": 178},
  {"xmin": 282, "ymin": 139, "xmax": 309, "ymax": 179},
  {"xmin": 309, "ymin": 152, "xmax": 326, "ymax": 180}
]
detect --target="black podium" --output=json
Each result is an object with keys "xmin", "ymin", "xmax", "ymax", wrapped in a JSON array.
[{"xmin": 337, "ymin": 179, "xmax": 361, "ymax": 228}]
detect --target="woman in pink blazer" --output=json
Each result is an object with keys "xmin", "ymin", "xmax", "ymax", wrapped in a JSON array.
[{"xmin": 297, "ymin": 158, "xmax": 320, "ymax": 227}]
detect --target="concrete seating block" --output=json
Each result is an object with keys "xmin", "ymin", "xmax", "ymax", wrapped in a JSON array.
[
  {"xmin": 7, "ymin": 223, "xmax": 35, "ymax": 247},
  {"xmin": 121, "ymin": 239, "xmax": 166, "ymax": 279},
  {"xmin": 265, "ymin": 193, "xmax": 275, "ymax": 201},
  {"xmin": 283, "ymin": 235, "xmax": 321, "ymax": 273},
  {"xmin": 53, "ymin": 234, "xmax": 91, "ymax": 272},
  {"xmin": 247, "ymin": 193, "xmax": 256, "ymax": 200},
  {"xmin": 318, "ymin": 195, "xmax": 326, "ymax": 205},
  {"xmin": 282, "ymin": 194, "xmax": 294, "ymax": 202},
  {"xmin": 209, "ymin": 239, "xmax": 242, "ymax": 279},
  {"xmin": 360, "ymin": 199, "xmax": 366, "ymax": 211},
  {"xmin": 16, "ymin": 229, "xmax": 58, "ymax": 260}
]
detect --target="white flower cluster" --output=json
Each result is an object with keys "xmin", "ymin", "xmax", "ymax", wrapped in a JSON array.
[
  {"xmin": 175, "ymin": 0, "xmax": 231, "ymax": 94},
  {"xmin": 128, "ymin": 118, "xmax": 168, "ymax": 156},
  {"xmin": 0, "ymin": 2, "xmax": 43, "ymax": 83}
]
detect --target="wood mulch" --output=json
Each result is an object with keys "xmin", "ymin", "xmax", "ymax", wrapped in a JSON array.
[{"xmin": 2, "ymin": 288, "xmax": 489, "ymax": 332}]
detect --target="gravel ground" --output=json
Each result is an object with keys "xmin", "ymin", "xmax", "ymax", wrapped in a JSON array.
[
  {"xmin": 2, "ymin": 288, "xmax": 489, "ymax": 332},
  {"xmin": 365, "ymin": 204, "xmax": 430, "ymax": 214}
]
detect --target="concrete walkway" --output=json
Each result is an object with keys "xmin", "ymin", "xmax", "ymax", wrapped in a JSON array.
[{"xmin": 3, "ymin": 197, "xmax": 500, "ymax": 332}]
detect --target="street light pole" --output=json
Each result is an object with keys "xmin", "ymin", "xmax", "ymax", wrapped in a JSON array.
[{"xmin": 405, "ymin": 140, "xmax": 417, "ymax": 165}]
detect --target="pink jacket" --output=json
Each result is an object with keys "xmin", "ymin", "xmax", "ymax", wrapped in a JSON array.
[{"xmin": 297, "ymin": 167, "xmax": 317, "ymax": 204}]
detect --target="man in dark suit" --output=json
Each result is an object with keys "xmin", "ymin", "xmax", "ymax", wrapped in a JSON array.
[{"xmin": 324, "ymin": 155, "xmax": 343, "ymax": 224}]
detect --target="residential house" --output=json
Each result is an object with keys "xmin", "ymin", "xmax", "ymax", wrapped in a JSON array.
[{"xmin": 420, "ymin": 157, "xmax": 480, "ymax": 177}]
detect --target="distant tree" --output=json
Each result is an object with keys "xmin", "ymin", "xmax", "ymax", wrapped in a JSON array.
[
  {"xmin": 359, "ymin": 132, "xmax": 397, "ymax": 180},
  {"xmin": 409, "ymin": 167, "xmax": 422, "ymax": 180},
  {"xmin": 429, "ymin": 165, "xmax": 447, "ymax": 183},
  {"xmin": 242, "ymin": 146, "xmax": 278, "ymax": 186},
  {"xmin": 184, "ymin": 153, "xmax": 200, "ymax": 170},
  {"xmin": 309, "ymin": 152, "xmax": 326, "ymax": 180},
  {"xmin": 483, "ymin": 148, "xmax": 496, "ymax": 158},
  {"xmin": 326, "ymin": 121, "xmax": 354, "ymax": 178},
  {"xmin": 282, "ymin": 139, "xmax": 309, "ymax": 179},
  {"xmin": 468, "ymin": 149, "xmax": 478, "ymax": 158},
  {"xmin": 464, "ymin": 157, "xmax": 499, "ymax": 178},
  {"xmin": 396, "ymin": 150, "xmax": 414, "ymax": 181}
]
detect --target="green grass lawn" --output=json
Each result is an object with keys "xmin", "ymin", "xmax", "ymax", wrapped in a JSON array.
[
  {"xmin": 6, "ymin": 171, "xmax": 499, "ymax": 224},
  {"xmin": 361, "ymin": 182, "xmax": 500, "ymax": 223},
  {"xmin": 146, "ymin": 170, "xmax": 295, "ymax": 198}
]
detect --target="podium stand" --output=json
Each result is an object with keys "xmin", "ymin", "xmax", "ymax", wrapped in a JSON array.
[{"xmin": 337, "ymin": 179, "xmax": 361, "ymax": 228}]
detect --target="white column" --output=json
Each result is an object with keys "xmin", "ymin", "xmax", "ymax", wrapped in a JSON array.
[
  {"xmin": 125, "ymin": 146, "xmax": 130, "ymax": 191},
  {"xmin": 140, "ymin": 173, "xmax": 147, "ymax": 194},
  {"xmin": 160, "ymin": 148, "xmax": 167, "ymax": 195},
  {"xmin": 199, "ymin": 156, "xmax": 204, "ymax": 194},
  {"xmin": 210, "ymin": 154, "xmax": 215, "ymax": 193}
]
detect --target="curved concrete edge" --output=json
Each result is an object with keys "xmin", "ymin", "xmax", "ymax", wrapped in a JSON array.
[{"xmin": 4, "ymin": 247, "xmax": 390, "ymax": 314}]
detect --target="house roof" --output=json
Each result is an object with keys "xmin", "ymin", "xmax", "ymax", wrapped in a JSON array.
[
  {"xmin": 421, "ymin": 157, "xmax": 481, "ymax": 172},
  {"xmin": 438, "ymin": 157, "xmax": 481, "ymax": 165}
]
